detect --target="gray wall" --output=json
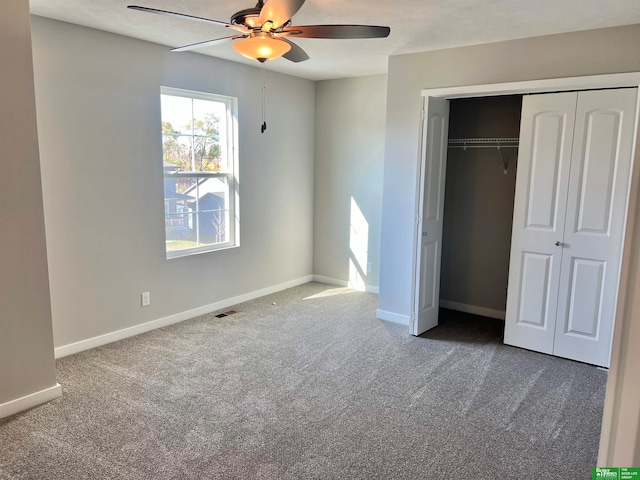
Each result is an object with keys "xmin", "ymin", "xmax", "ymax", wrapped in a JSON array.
[
  {"xmin": 440, "ymin": 96, "xmax": 521, "ymax": 313},
  {"xmin": 313, "ymin": 75, "xmax": 387, "ymax": 292},
  {"xmin": 31, "ymin": 17, "xmax": 316, "ymax": 350},
  {"xmin": 378, "ymin": 24, "xmax": 640, "ymax": 320},
  {"xmin": 0, "ymin": 1, "xmax": 57, "ymax": 405}
]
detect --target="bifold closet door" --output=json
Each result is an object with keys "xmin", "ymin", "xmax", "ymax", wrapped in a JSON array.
[
  {"xmin": 505, "ymin": 87, "xmax": 638, "ymax": 367},
  {"xmin": 504, "ymin": 92, "xmax": 578, "ymax": 355},
  {"xmin": 552, "ymin": 88, "xmax": 638, "ymax": 367},
  {"xmin": 414, "ymin": 96, "xmax": 449, "ymax": 335}
]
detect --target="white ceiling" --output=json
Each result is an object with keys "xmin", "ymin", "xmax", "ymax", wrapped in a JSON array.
[{"xmin": 29, "ymin": 0, "xmax": 640, "ymax": 81}]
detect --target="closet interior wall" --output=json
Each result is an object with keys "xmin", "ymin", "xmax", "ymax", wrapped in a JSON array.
[{"xmin": 440, "ymin": 95, "xmax": 523, "ymax": 317}]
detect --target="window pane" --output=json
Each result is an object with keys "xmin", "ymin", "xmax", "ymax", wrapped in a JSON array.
[
  {"xmin": 193, "ymin": 99, "xmax": 225, "ymax": 172},
  {"xmin": 160, "ymin": 95, "xmax": 193, "ymax": 135},
  {"xmin": 196, "ymin": 176, "xmax": 229, "ymax": 245},
  {"xmin": 164, "ymin": 175, "xmax": 230, "ymax": 251},
  {"xmin": 162, "ymin": 134, "xmax": 194, "ymax": 171},
  {"xmin": 193, "ymin": 134, "xmax": 220, "ymax": 172},
  {"xmin": 165, "ymin": 203, "xmax": 195, "ymax": 250},
  {"xmin": 192, "ymin": 99, "xmax": 225, "ymax": 132}
]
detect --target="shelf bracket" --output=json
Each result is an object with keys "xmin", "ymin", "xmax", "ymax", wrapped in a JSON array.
[{"xmin": 498, "ymin": 145, "xmax": 508, "ymax": 174}]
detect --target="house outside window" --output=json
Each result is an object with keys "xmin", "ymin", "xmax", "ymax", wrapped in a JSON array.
[{"xmin": 161, "ymin": 87, "xmax": 239, "ymax": 258}]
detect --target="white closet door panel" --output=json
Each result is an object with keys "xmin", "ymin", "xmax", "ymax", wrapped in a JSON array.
[
  {"xmin": 518, "ymin": 252, "xmax": 554, "ymax": 328},
  {"xmin": 564, "ymin": 258, "xmax": 605, "ymax": 337},
  {"xmin": 414, "ymin": 97, "xmax": 449, "ymax": 335},
  {"xmin": 418, "ymin": 240, "xmax": 438, "ymax": 311},
  {"xmin": 525, "ymin": 113, "xmax": 570, "ymax": 230},
  {"xmin": 504, "ymin": 92, "xmax": 578, "ymax": 354},
  {"xmin": 575, "ymin": 111, "xmax": 619, "ymax": 233},
  {"xmin": 553, "ymin": 88, "xmax": 638, "ymax": 367}
]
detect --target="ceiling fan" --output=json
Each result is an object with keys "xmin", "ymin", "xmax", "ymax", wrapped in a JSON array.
[{"xmin": 128, "ymin": 0, "xmax": 390, "ymax": 63}]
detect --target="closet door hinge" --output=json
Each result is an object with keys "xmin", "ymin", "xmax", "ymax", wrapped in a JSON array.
[
  {"xmin": 416, "ymin": 215, "xmax": 421, "ymax": 226},
  {"xmin": 421, "ymin": 109, "xmax": 425, "ymax": 121},
  {"xmin": 410, "ymin": 312, "xmax": 416, "ymax": 329}
]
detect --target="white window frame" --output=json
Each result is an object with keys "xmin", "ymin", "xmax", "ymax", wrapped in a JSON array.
[{"xmin": 161, "ymin": 86, "xmax": 239, "ymax": 259}]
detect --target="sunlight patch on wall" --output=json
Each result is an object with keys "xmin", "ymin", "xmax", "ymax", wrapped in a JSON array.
[{"xmin": 349, "ymin": 197, "xmax": 369, "ymax": 291}]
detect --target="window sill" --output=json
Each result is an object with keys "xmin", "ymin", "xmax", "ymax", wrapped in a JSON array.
[{"xmin": 166, "ymin": 242, "xmax": 239, "ymax": 260}]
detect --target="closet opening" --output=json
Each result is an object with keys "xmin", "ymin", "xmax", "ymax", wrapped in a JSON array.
[
  {"xmin": 411, "ymin": 87, "xmax": 638, "ymax": 368},
  {"xmin": 415, "ymin": 85, "xmax": 638, "ymax": 370},
  {"xmin": 440, "ymin": 95, "xmax": 523, "ymax": 323}
]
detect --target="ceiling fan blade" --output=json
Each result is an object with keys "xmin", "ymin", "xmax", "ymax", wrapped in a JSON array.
[
  {"xmin": 283, "ymin": 24, "xmax": 390, "ymax": 39},
  {"xmin": 259, "ymin": 0, "xmax": 305, "ymax": 30},
  {"xmin": 171, "ymin": 35, "xmax": 247, "ymax": 53},
  {"xmin": 127, "ymin": 5, "xmax": 232, "ymax": 28},
  {"xmin": 281, "ymin": 39, "xmax": 309, "ymax": 63}
]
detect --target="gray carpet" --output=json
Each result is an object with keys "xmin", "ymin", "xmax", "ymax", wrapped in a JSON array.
[{"xmin": 0, "ymin": 282, "xmax": 607, "ymax": 479}]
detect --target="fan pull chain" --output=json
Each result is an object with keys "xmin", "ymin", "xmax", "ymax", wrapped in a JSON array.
[{"xmin": 261, "ymin": 64, "xmax": 267, "ymax": 134}]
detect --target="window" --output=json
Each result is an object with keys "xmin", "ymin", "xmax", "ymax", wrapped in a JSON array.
[{"xmin": 160, "ymin": 87, "xmax": 239, "ymax": 258}]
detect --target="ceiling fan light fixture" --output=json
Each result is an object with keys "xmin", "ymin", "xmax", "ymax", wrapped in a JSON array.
[{"xmin": 232, "ymin": 33, "xmax": 291, "ymax": 62}]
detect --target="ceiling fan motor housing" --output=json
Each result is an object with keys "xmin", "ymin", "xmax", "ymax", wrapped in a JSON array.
[{"xmin": 230, "ymin": 1, "xmax": 264, "ymax": 28}]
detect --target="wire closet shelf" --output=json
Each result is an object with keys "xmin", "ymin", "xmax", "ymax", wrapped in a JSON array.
[
  {"xmin": 447, "ymin": 137, "xmax": 519, "ymax": 174},
  {"xmin": 447, "ymin": 137, "xmax": 519, "ymax": 149}
]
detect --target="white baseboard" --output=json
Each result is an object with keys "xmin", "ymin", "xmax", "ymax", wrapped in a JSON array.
[
  {"xmin": 0, "ymin": 383, "xmax": 62, "ymax": 420},
  {"xmin": 440, "ymin": 300, "xmax": 505, "ymax": 320},
  {"xmin": 313, "ymin": 275, "xmax": 348, "ymax": 287},
  {"xmin": 55, "ymin": 275, "xmax": 314, "ymax": 359},
  {"xmin": 376, "ymin": 309, "xmax": 410, "ymax": 326},
  {"xmin": 312, "ymin": 275, "xmax": 379, "ymax": 294}
]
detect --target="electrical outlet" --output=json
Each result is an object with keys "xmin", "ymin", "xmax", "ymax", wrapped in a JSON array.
[
  {"xmin": 367, "ymin": 262, "xmax": 372, "ymax": 274},
  {"xmin": 141, "ymin": 292, "xmax": 150, "ymax": 307}
]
